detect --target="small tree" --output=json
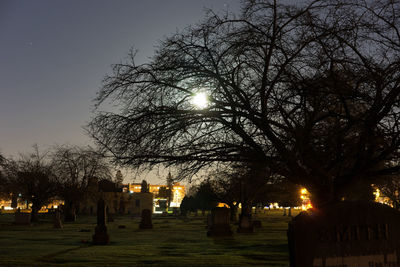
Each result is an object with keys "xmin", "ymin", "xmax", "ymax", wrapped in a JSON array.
[
  {"xmin": 180, "ymin": 196, "xmax": 196, "ymax": 216},
  {"xmin": 192, "ymin": 180, "xmax": 218, "ymax": 216},
  {"xmin": 52, "ymin": 145, "xmax": 112, "ymax": 222}
]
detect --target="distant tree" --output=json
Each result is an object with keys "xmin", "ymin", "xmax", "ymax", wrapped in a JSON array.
[
  {"xmin": 0, "ymin": 154, "xmax": 11, "ymax": 201},
  {"xmin": 193, "ymin": 180, "xmax": 218, "ymax": 215},
  {"xmin": 52, "ymin": 145, "xmax": 112, "ymax": 222},
  {"xmin": 211, "ymin": 169, "xmax": 241, "ymax": 221},
  {"xmin": 179, "ymin": 196, "xmax": 196, "ymax": 216},
  {"xmin": 264, "ymin": 179, "xmax": 302, "ymax": 216},
  {"xmin": 1, "ymin": 146, "xmax": 58, "ymax": 222},
  {"xmin": 157, "ymin": 186, "xmax": 172, "ymax": 208}
]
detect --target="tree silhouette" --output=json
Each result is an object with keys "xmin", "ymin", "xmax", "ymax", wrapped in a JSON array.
[
  {"xmin": 89, "ymin": 0, "xmax": 400, "ymax": 207},
  {"xmin": 52, "ymin": 145, "xmax": 112, "ymax": 221},
  {"xmin": 1, "ymin": 146, "xmax": 57, "ymax": 222}
]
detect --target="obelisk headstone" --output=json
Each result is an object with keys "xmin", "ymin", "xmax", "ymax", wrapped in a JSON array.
[{"xmin": 92, "ymin": 198, "xmax": 109, "ymax": 245}]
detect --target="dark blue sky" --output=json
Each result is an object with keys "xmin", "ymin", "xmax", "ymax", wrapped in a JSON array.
[{"xmin": 0, "ymin": 0, "xmax": 241, "ymax": 159}]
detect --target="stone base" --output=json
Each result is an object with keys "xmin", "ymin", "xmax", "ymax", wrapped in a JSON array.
[
  {"xmin": 92, "ymin": 225, "xmax": 109, "ymax": 245},
  {"xmin": 207, "ymin": 224, "xmax": 233, "ymax": 237}
]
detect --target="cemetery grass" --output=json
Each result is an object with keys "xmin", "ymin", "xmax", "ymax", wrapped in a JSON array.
[{"xmin": 0, "ymin": 209, "xmax": 299, "ymax": 267}]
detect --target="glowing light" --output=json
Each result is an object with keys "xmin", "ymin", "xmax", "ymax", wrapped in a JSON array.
[
  {"xmin": 300, "ymin": 188, "xmax": 312, "ymax": 210},
  {"xmin": 191, "ymin": 92, "xmax": 208, "ymax": 109},
  {"xmin": 374, "ymin": 188, "xmax": 380, "ymax": 201}
]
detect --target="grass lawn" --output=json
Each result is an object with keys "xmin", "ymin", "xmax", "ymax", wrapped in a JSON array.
[{"xmin": 0, "ymin": 209, "xmax": 299, "ymax": 266}]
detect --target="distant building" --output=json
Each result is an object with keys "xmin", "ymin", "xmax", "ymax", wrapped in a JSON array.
[
  {"xmin": 122, "ymin": 182, "xmax": 185, "ymax": 208},
  {"xmin": 79, "ymin": 178, "xmax": 153, "ymax": 215}
]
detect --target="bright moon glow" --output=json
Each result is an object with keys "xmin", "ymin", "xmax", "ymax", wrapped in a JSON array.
[{"xmin": 191, "ymin": 92, "xmax": 208, "ymax": 109}]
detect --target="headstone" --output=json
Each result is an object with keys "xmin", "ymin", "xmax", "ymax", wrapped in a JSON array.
[
  {"xmin": 92, "ymin": 198, "xmax": 109, "ymax": 245},
  {"xmin": 53, "ymin": 209, "xmax": 63, "ymax": 229},
  {"xmin": 237, "ymin": 214, "xmax": 254, "ymax": 233},
  {"xmin": 14, "ymin": 210, "xmax": 31, "ymax": 225},
  {"xmin": 206, "ymin": 214, "xmax": 212, "ymax": 230},
  {"xmin": 207, "ymin": 207, "xmax": 232, "ymax": 237},
  {"xmin": 139, "ymin": 209, "xmax": 153, "ymax": 229},
  {"xmin": 106, "ymin": 206, "xmax": 114, "ymax": 222},
  {"xmin": 288, "ymin": 201, "xmax": 400, "ymax": 267}
]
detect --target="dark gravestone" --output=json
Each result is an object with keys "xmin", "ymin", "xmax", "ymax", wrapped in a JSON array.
[
  {"xmin": 53, "ymin": 209, "xmax": 63, "ymax": 229},
  {"xmin": 14, "ymin": 210, "xmax": 31, "ymax": 225},
  {"xmin": 206, "ymin": 214, "xmax": 212, "ymax": 230},
  {"xmin": 106, "ymin": 206, "xmax": 114, "ymax": 222},
  {"xmin": 288, "ymin": 201, "xmax": 400, "ymax": 267},
  {"xmin": 207, "ymin": 207, "xmax": 232, "ymax": 237},
  {"xmin": 92, "ymin": 199, "xmax": 110, "ymax": 245},
  {"xmin": 237, "ymin": 213, "xmax": 254, "ymax": 233},
  {"xmin": 139, "ymin": 209, "xmax": 153, "ymax": 229}
]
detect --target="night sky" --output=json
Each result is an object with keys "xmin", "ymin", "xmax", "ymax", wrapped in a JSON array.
[{"xmin": 0, "ymin": 0, "xmax": 241, "ymax": 160}]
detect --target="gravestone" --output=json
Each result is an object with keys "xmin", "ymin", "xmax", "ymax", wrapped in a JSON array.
[
  {"xmin": 139, "ymin": 209, "xmax": 153, "ymax": 229},
  {"xmin": 237, "ymin": 214, "xmax": 254, "ymax": 233},
  {"xmin": 206, "ymin": 214, "xmax": 212, "ymax": 230},
  {"xmin": 207, "ymin": 207, "xmax": 232, "ymax": 237},
  {"xmin": 92, "ymin": 198, "xmax": 109, "ymax": 245},
  {"xmin": 53, "ymin": 209, "xmax": 63, "ymax": 229},
  {"xmin": 288, "ymin": 201, "xmax": 400, "ymax": 267},
  {"xmin": 14, "ymin": 210, "xmax": 31, "ymax": 225}
]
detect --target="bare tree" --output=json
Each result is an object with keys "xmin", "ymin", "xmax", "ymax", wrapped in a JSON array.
[
  {"xmin": 89, "ymin": 0, "xmax": 400, "ymax": 207},
  {"xmin": 1, "ymin": 146, "xmax": 58, "ymax": 222},
  {"xmin": 52, "ymin": 145, "xmax": 112, "ymax": 221}
]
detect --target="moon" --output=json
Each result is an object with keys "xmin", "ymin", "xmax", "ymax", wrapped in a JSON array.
[{"xmin": 191, "ymin": 92, "xmax": 208, "ymax": 109}]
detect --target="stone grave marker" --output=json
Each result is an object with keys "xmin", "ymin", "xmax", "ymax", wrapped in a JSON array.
[
  {"xmin": 288, "ymin": 201, "xmax": 400, "ymax": 267},
  {"xmin": 237, "ymin": 214, "xmax": 254, "ymax": 233},
  {"xmin": 53, "ymin": 209, "xmax": 63, "ymax": 229},
  {"xmin": 139, "ymin": 209, "xmax": 153, "ymax": 229},
  {"xmin": 206, "ymin": 214, "xmax": 212, "ymax": 230},
  {"xmin": 92, "ymin": 198, "xmax": 109, "ymax": 245},
  {"xmin": 207, "ymin": 207, "xmax": 232, "ymax": 237}
]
